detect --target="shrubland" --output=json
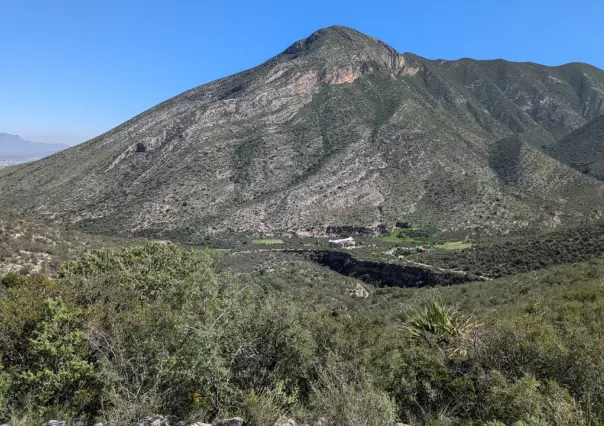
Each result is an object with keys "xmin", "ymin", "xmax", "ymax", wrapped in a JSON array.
[
  {"xmin": 0, "ymin": 210, "xmax": 122, "ymax": 277},
  {"xmin": 403, "ymin": 221, "xmax": 604, "ymax": 278},
  {"xmin": 2, "ymin": 243, "xmax": 604, "ymax": 425}
]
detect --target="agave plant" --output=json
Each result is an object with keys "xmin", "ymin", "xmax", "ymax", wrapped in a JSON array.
[{"xmin": 401, "ymin": 300, "xmax": 481, "ymax": 354}]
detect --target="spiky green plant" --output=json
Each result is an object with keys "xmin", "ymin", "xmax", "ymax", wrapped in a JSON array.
[{"xmin": 401, "ymin": 300, "xmax": 481, "ymax": 354}]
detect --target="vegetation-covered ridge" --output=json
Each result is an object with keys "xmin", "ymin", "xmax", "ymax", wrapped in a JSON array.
[
  {"xmin": 3, "ymin": 243, "xmax": 604, "ymax": 425},
  {"xmin": 0, "ymin": 210, "xmax": 123, "ymax": 277},
  {"xmin": 550, "ymin": 114, "xmax": 604, "ymax": 180},
  {"xmin": 402, "ymin": 220, "xmax": 604, "ymax": 278},
  {"xmin": 1, "ymin": 26, "xmax": 604, "ymax": 240}
]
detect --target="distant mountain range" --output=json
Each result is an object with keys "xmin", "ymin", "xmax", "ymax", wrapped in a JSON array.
[
  {"xmin": 0, "ymin": 133, "xmax": 69, "ymax": 166},
  {"xmin": 0, "ymin": 26, "xmax": 603, "ymax": 241}
]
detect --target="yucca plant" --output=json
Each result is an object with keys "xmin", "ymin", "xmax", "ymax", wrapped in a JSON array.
[{"xmin": 401, "ymin": 300, "xmax": 481, "ymax": 355}]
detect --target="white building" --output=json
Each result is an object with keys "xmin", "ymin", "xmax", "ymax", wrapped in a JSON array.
[{"xmin": 328, "ymin": 237, "xmax": 356, "ymax": 249}]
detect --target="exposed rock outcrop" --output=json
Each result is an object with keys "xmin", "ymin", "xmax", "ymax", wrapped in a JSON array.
[
  {"xmin": 274, "ymin": 418, "xmax": 296, "ymax": 426},
  {"xmin": 138, "ymin": 415, "xmax": 182, "ymax": 426},
  {"xmin": 346, "ymin": 282, "xmax": 370, "ymax": 298},
  {"xmin": 214, "ymin": 418, "xmax": 244, "ymax": 426}
]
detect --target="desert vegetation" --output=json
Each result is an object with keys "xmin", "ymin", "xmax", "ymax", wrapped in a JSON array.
[
  {"xmin": 2, "ymin": 243, "xmax": 604, "ymax": 425},
  {"xmin": 0, "ymin": 210, "xmax": 122, "ymax": 277},
  {"xmin": 409, "ymin": 221, "xmax": 604, "ymax": 278}
]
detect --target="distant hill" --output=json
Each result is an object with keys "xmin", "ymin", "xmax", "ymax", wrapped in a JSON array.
[
  {"xmin": 549, "ymin": 115, "xmax": 604, "ymax": 180},
  {"xmin": 0, "ymin": 133, "xmax": 69, "ymax": 165},
  {"xmin": 1, "ymin": 26, "xmax": 604, "ymax": 241}
]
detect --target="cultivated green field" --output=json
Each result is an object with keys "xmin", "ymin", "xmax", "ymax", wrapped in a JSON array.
[
  {"xmin": 436, "ymin": 241, "xmax": 473, "ymax": 250},
  {"xmin": 251, "ymin": 238, "xmax": 285, "ymax": 245}
]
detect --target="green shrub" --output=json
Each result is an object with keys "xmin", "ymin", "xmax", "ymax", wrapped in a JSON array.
[
  {"xmin": 62, "ymin": 244, "xmax": 241, "ymax": 423},
  {"xmin": 13, "ymin": 298, "xmax": 95, "ymax": 413},
  {"xmin": 241, "ymin": 383, "xmax": 293, "ymax": 426},
  {"xmin": 484, "ymin": 372, "xmax": 584, "ymax": 425},
  {"xmin": 306, "ymin": 355, "xmax": 397, "ymax": 426},
  {"xmin": 1, "ymin": 273, "xmax": 23, "ymax": 288},
  {"xmin": 0, "ymin": 365, "xmax": 11, "ymax": 417},
  {"xmin": 0, "ymin": 273, "xmax": 97, "ymax": 417},
  {"xmin": 382, "ymin": 344, "xmax": 477, "ymax": 422}
]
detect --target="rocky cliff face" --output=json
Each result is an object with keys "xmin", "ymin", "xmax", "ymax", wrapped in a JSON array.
[{"xmin": 1, "ymin": 26, "xmax": 604, "ymax": 241}]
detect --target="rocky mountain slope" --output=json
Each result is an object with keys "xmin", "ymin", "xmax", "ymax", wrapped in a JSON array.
[
  {"xmin": 549, "ymin": 114, "xmax": 604, "ymax": 180},
  {"xmin": 1, "ymin": 26, "xmax": 604, "ymax": 241}
]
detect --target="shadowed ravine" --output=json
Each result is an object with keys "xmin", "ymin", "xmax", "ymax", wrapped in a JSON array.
[{"xmin": 304, "ymin": 250, "xmax": 483, "ymax": 287}]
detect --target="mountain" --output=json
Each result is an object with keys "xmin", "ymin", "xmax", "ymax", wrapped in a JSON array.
[
  {"xmin": 549, "ymin": 115, "xmax": 604, "ymax": 180},
  {"xmin": 1, "ymin": 26, "xmax": 604, "ymax": 241},
  {"xmin": 0, "ymin": 133, "xmax": 69, "ymax": 165}
]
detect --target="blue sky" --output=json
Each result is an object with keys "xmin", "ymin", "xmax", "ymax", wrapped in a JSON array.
[{"xmin": 1, "ymin": 0, "xmax": 603, "ymax": 145}]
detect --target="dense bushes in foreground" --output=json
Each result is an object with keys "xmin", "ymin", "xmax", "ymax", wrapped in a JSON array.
[{"xmin": 1, "ymin": 244, "xmax": 604, "ymax": 425}]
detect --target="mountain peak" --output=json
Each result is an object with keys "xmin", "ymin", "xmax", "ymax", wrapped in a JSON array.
[
  {"xmin": 283, "ymin": 25, "xmax": 399, "ymax": 58},
  {"xmin": 280, "ymin": 25, "xmax": 409, "ymax": 77},
  {"xmin": 307, "ymin": 25, "xmax": 387, "ymax": 44}
]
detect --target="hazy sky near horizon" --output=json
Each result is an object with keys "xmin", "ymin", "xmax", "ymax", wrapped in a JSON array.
[{"xmin": 1, "ymin": 0, "xmax": 603, "ymax": 145}]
